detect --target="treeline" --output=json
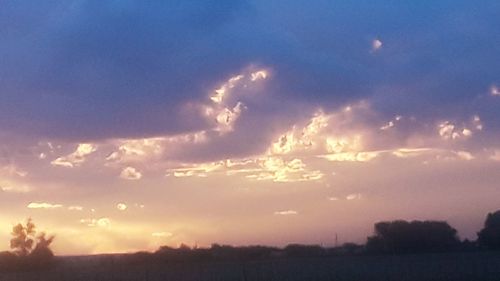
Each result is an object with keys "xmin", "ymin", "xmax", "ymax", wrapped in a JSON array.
[
  {"xmin": 1, "ymin": 210, "xmax": 500, "ymax": 271},
  {"xmin": 139, "ymin": 210, "xmax": 500, "ymax": 261},
  {"xmin": 121, "ymin": 209, "xmax": 500, "ymax": 264}
]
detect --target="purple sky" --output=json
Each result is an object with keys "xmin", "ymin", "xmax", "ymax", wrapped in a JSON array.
[{"xmin": 0, "ymin": 1, "xmax": 499, "ymax": 254}]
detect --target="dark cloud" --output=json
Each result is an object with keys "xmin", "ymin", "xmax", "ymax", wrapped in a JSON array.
[{"xmin": 0, "ymin": 1, "xmax": 499, "ymax": 141}]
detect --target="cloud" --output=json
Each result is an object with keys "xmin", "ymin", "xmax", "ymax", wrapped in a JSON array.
[
  {"xmin": 380, "ymin": 115, "xmax": 402, "ymax": 130},
  {"xmin": 274, "ymin": 210, "xmax": 298, "ymax": 216},
  {"xmin": 318, "ymin": 151, "xmax": 380, "ymax": 162},
  {"xmin": 0, "ymin": 165, "xmax": 28, "ymax": 177},
  {"xmin": 0, "ymin": 184, "xmax": 31, "ymax": 193},
  {"xmin": 166, "ymin": 156, "xmax": 323, "ymax": 183},
  {"xmin": 455, "ymin": 151, "xmax": 474, "ymax": 161},
  {"xmin": 246, "ymin": 157, "xmax": 324, "ymax": 182},
  {"xmin": 391, "ymin": 148, "xmax": 435, "ymax": 158},
  {"xmin": 68, "ymin": 206, "xmax": 83, "ymax": 211},
  {"xmin": 346, "ymin": 193, "xmax": 362, "ymax": 200},
  {"xmin": 51, "ymin": 143, "xmax": 97, "ymax": 167},
  {"xmin": 116, "ymin": 203, "xmax": 127, "ymax": 211},
  {"xmin": 151, "ymin": 232, "xmax": 173, "ymax": 238},
  {"xmin": 27, "ymin": 202, "xmax": 63, "ymax": 209},
  {"xmin": 490, "ymin": 150, "xmax": 500, "ymax": 161},
  {"xmin": 491, "ymin": 85, "xmax": 500, "ymax": 96},
  {"xmin": 80, "ymin": 217, "xmax": 111, "ymax": 227},
  {"xmin": 0, "ymin": 1, "xmax": 498, "ymax": 143},
  {"xmin": 201, "ymin": 68, "xmax": 270, "ymax": 134},
  {"xmin": 119, "ymin": 167, "xmax": 142, "ymax": 180},
  {"xmin": 372, "ymin": 39, "xmax": 383, "ymax": 52},
  {"xmin": 437, "ymin": 117, "xmax": 482, "ymax": 141}
]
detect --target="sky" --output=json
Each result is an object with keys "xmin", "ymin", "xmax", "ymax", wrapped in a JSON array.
[{"xmin": 1, "ymin": 1, "xmax": 500, "ymax": 255}]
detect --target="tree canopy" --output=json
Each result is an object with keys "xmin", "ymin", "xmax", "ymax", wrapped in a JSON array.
[
  {"xmin": 366, "ymin": 220, "xmax": 460, "ymax": 254},
  {"xmin": 477, "ymin": 210, "xmax": 500, "ymax": 250}
]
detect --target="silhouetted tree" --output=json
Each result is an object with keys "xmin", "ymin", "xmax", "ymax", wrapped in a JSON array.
[
  {"xmin": 30, "ymin": 233, "xmax": 55, "ymax": 262},
  {"xmin": 8, "ymin": 218, "xmax": 55, "ymax": 270},
  {"xmin": 10, "ymin": 218, "xmax": 36, "ymax": 256},
  {"xmin": 477, "ymin": 210, "xmax": 500, "ymax": 250},
  {"xmin": 366, "ymin": 220, "xmax": 460, "ymax": 254}
]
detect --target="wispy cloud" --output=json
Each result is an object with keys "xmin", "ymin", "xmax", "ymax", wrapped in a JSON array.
[
  {"xmin": 152, "ymin": 232, "xmax": 173, "ymax": 238},
  {"xmin": 27, "ymin": 202, "xmax": 63, "ymax": 209},
  {"xmin": 274, "ymin": 210, "xmax": 298, "ymax": 215}
]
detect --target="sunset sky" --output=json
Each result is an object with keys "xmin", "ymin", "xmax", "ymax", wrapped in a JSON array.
[{"xmin": 1, "ymin": 1, "xmax": 500, "ymax": 255}]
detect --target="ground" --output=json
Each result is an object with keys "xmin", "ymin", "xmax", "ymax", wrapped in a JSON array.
[{"xmin": 1, "ymin": 251, "xmax": 500, "ymax": 281}]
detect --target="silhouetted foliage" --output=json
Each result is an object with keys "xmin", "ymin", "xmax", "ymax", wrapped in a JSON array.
[
  {"xmin": 3, "ymin": 218, "xmax": 55, "ymax": 271},
  {"xmin": 478, "ymin": 210, "xmax": 500, "ymax": 250},
  {"xmin": 155, "ymin": 244, "xmax": 280, "ymax": 262},
  {"xmin": 366, "ymin": 220, "xmax": 460, "ymax": 254},
  {"xmin": 0, "ymin": 251, "xmax": 17, "ymax": 271},
  {"xmin": 10, "ymin": 218, "xmax": 36, "ymax": 257},
  {"xmin": 283, "ymin": 244, "xmax": 326, "ymax": 257},
  {"xmin": 330, "ymin": 243, "xmax": 364, "ymax": 255}
]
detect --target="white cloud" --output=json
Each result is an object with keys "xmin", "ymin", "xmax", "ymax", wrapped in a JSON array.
[
  {"xmin": 380, "ymin": 115, "xmax": 402, "ymax": 130},
  {"xmin": 166, "ymin": 156, "xmax": 323, "ymax": 183},
  {"xmin": 166, "ymin": 161, "xmax": 225, "ymax": 178},
  {"xmin": 246, "ymin": 157, "xmax": 324, "ymax": 182},
  {"xmin": 270, "ymin": 111, "xmax": 329, "ymax": 155},
  {"xmin": 274, "ymin": 210, "xmax": 298, "ymax": 215},
  {"xmin": 491, "ymin": 85, "xmax": 500, "ymax": 96},
  {"xmin": 120, "ymin": 167, "xmax": 142, "ymax": 180},
  {"xmin": 438, "ymin": 119, "xmax": 479, "ymax": 140},
  {"xmin": 391, "ymin": 148, "xmax": 434, "ymax": 158},
  {"xmin": 346, "ymin": 193, "xmax": 362, "ymax": 200},
  {"xmin": 210, "ymin": 74, "xmax": 244, "ymax": 104},
  {"xmin": 116, "ymin": 203, "xmax": 127, "ymax": 211},
  {"xmin": 152, "ymin": 232, "xmax": 173, "ymax": 238},
  {"xmin": 250, "ymin": 70, "xmax": 268, "ymax": 81},
  {"xmin": 319, "ymin": 151, "xmax": 380, "ymax": 162},
  {"xmin": 51, "ymin": 143, "xmax": 97, "ymax": 168},
  {"xmin": 27, "ymin": 202, "xmax": 63, "ymax": 209},
  {"xmin": 80, "ymin": 217, "xmax": 111, "ymax": 227},
  {"xmin": 68, "ymin": 205, "xmax": 83, "ymax": 211},
  {"xmin": 372, "ymin": 39, "xmax": 383, "ymax": 52},
  {"xmin": 455, "ymin": 151, "xmax": 474, "ymax": 161},
  {"xmin": 203, "ymin": 68, "xmax": 270, "ymax": 135},
  {"xmin": 472, "ymin": 115, "xmax": 483, "ymax": 131}
]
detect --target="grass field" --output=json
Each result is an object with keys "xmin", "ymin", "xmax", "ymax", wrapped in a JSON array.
[{"xmin": 1, "ymin": 251, "xmax": 500, "ymax": 281}]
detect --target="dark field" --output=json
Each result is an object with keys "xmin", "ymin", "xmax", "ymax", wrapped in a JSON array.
[{"xmin": 1, "ymin": 251, "xmax": 500, "ymax": 281}]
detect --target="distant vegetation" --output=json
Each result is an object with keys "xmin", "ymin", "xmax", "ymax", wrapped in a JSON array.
[
  {"xmin": 1, "ymin": 210, "xmax": 500, "ymax": 273},
  {"xmin": 126, "ymin": 210, "xmax": 500, "ymax": 264}
]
